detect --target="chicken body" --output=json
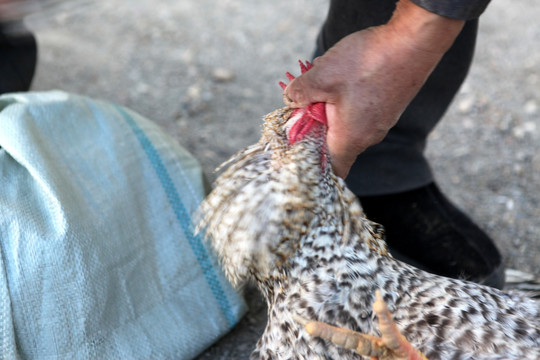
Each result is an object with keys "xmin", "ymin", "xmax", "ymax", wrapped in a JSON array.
[{"xmin": 198, "ymin": 106, "xmax": 540, "ymax": 359}]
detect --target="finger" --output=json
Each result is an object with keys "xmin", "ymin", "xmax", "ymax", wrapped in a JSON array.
[
  {"xmin": 325, "ymin": 104, "xmax": 364, "ymax": 178},
  {"xmin": 328, "ymin": 155, "xmax": 355, "ymax": 179},
  {"xmin": 283, "ymin": 66, "xmax": 331, "ymax": 108}
]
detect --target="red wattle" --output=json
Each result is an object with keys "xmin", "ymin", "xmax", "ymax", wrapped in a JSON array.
[{"xmin": 288, "ymin": 103, "xmax": 327, "ymax": 145}]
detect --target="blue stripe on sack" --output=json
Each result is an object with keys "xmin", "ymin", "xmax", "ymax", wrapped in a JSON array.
[{"xmin": 117, "ymin": 106, "xmax": 237, "ymax": 328}]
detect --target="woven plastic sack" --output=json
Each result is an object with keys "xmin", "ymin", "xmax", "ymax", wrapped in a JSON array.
[{"xmin": 0, "ymin": 91, "xmax": 246, "ymax": 359}]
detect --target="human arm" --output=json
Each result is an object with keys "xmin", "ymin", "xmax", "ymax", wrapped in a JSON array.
[{"xmin": 283, "ymin": 0, "xmax": 465, "ymax": 178}]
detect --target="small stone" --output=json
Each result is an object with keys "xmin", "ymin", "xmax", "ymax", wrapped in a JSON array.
[
  {"xmin": 524, "ymin": 100, "xmax": 538, "ymax": 115},
  {"xmin": 506, "ymin": 198, "xmax": 515, "ymax": 211},
  {"xmin": 181, "ymin": 49, "xmax": 195, "ymax": 65},
  {"xmin": 135, "ymin": 82, "xmax": 150, "ymax": 95},
  {"xmin": 512, "ymin": 121, "xmax": 537, "ymax": 138},
  {"xmin": 187, "ymin": 85, "xmax": 201, "ymax": 100},
  {"xmin": 212, "ymin": 68, "xmax": 235, "ymax": 82},
  {"xmin": 457, "ymin": 95, "xmax": 475, "ymax": 114},
  {"xmin": 522, "ymin": 121, "xmax": 536, "ymax": 133}
]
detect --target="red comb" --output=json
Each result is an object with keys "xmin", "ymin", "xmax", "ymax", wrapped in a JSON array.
[{"xmin": 279, "ymin": 60, "xmax": 314, "ymax": 90}]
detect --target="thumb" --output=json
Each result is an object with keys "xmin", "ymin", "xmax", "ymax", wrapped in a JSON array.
[{"xmin": 283, "ymin": 65, "xmax": 330, "ymax": 108}]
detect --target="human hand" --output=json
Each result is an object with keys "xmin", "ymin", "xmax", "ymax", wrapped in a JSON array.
[{"xmin": 283, "ymin": 0, "xmax": 464, "ymax": 178}]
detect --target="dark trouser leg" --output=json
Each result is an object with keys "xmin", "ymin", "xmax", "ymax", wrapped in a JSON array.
[
  {"xmin": 315, "ymin": 0, "xmax": 504, "ymax": 288},
  {"xmin": 0, "ymin": 22, "xmax": 38, "ymax": 95}
]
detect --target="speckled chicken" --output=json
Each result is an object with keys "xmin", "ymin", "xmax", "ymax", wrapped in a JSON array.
[{"xmin": 198, "ymin": 62, "xmax": 540, "ymax": 359}]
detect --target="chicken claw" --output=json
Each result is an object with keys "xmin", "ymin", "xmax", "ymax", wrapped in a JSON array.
[{"xmin": 297, "ymin": 290, "xmax": 427, "ymax": 360}]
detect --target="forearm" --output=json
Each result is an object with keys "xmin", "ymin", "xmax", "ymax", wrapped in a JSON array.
[
  {"xmin": 388, "ymin": 0, "xmax": 465, "ymax": 56},
  {"xmin": 371, "ymin": 0, "xmax": 465, "ymax": 110}
]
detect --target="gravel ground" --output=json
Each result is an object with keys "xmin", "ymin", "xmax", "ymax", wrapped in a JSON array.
[{"xmin": 26, "ymin": 0, "xmax": 539, "ymax": 358}]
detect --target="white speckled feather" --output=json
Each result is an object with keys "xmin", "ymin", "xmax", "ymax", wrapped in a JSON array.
[{"xmin": 198, "ymin": 106, "xmax": 540, "ymax": 359}]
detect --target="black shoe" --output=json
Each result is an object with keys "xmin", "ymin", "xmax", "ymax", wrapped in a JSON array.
[
  {"xmin": 0, "ymin": 22, "xmax": 37, "ymax": 94},
  {"xmin": 358, "ymin": 183, "xmax": 505, "ymax": 289}
]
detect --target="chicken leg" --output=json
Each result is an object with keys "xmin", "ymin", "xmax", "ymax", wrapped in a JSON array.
[{"xmin": 297, "ymin": 290, "xmax": 427, "ymax": 360}]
